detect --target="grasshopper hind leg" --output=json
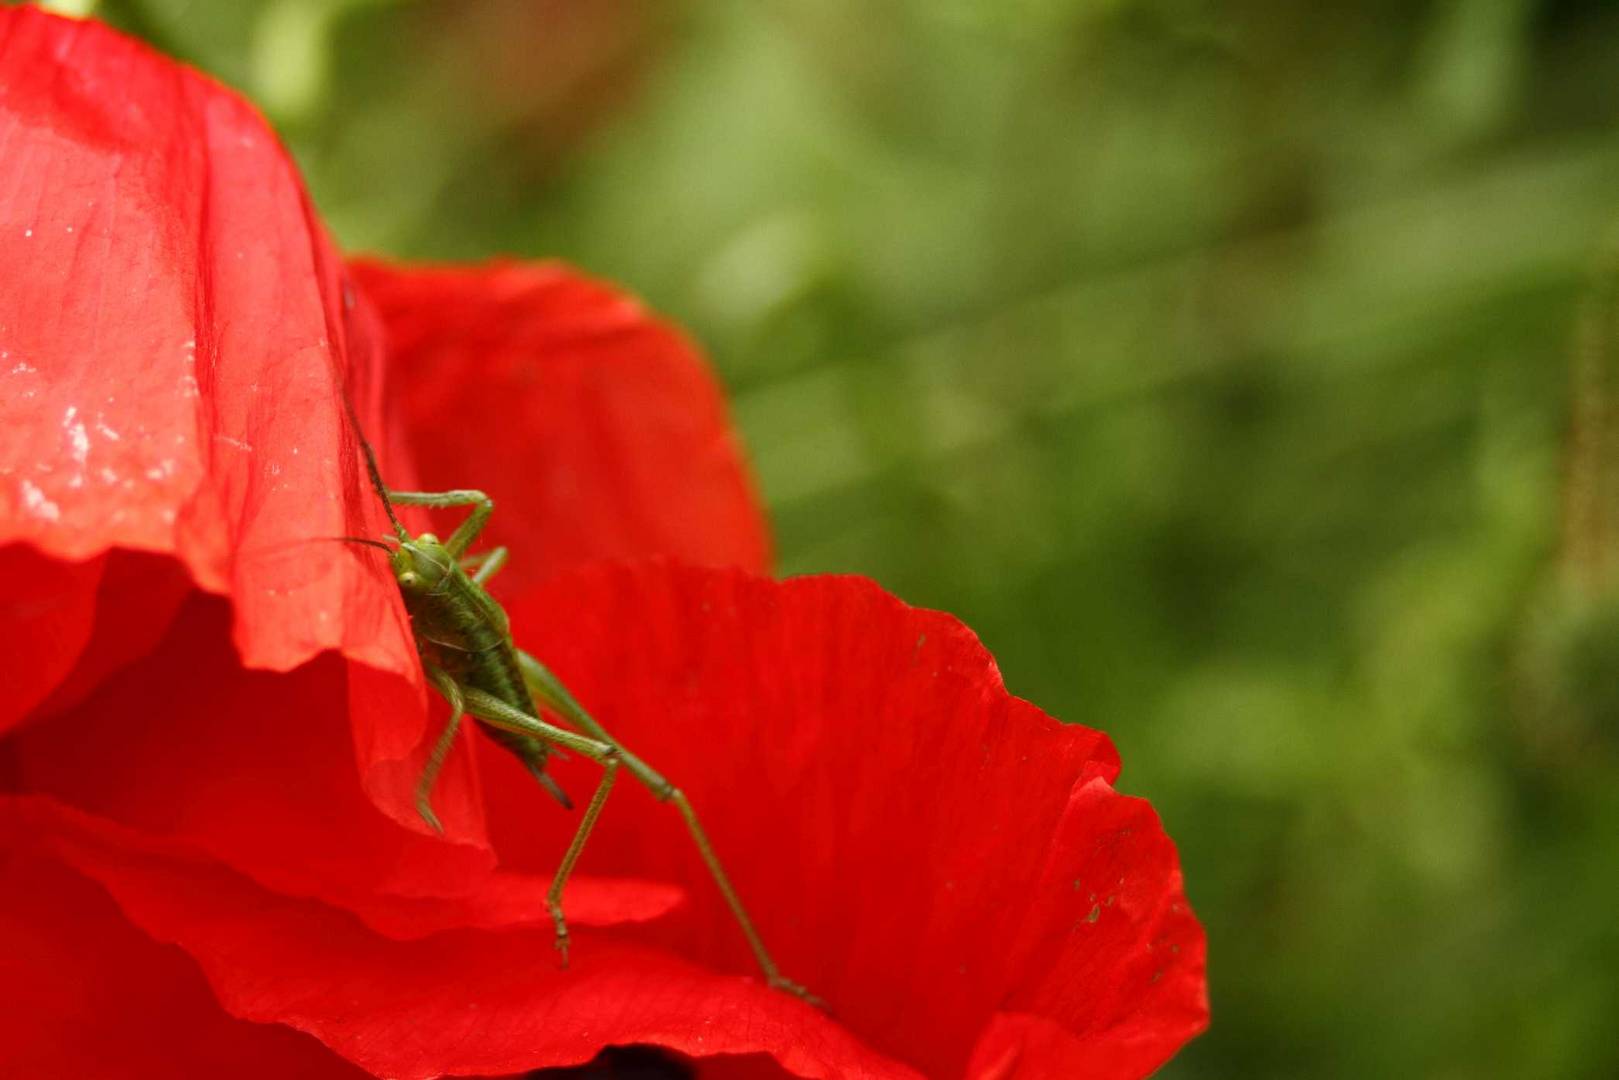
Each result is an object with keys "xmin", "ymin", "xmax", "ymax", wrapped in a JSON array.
[
  {"xmin": 459, "ymin": 687, "xmax": 625, "ymax": 967},
  {"xmin": 514, "ymin": 649, "xmax": 818, "ymax": 1004},
  {"xmin": 546, "ymin": 752, "xmax": 618, "ymax": 965}
]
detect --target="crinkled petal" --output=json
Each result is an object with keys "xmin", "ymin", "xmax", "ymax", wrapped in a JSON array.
[
  {"xmin": 350, "ymin": 258, "xmax": 772, "ymax": 596},
  {"xmin": 491, "ymin": 562, "xmax": 1205, "ymax": 1078},
  {"xmin": 0, "ymin": 5, "xmax": 413, "ymax": 688},
  {"xmin": 0, "ymin": 5, "xmax": 480, "ymax": 852},
  {"xmin": 6, "ymin": 796, "xmax": 917, "ymax": 1080},
  {"xmin": 0, "ymin": 845, "xmax": 367, "ymax": 1078}
]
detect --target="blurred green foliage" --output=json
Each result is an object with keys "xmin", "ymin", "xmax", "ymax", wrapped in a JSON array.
[{"xmin": 58, "ymin": 0, "xmax": 1619, "ymax": 1075}]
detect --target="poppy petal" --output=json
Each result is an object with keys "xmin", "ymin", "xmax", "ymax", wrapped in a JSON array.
[
  {"xmin": 23, "ymin": 550, "xmax": 195, "ymax": 725},
  {"xmin": 492, "ymin": 562, "xmax": 1206, "ymax": 1077},
  {"xmin": 6, "ymin": 593, "xmax": 679, "ymax": 936},
  {"xmin": 963, "ymin": 779, "xmax": 1209, "ymax": 1079},
  {"xmin": 0, "ymin": 5, "xmax": 480, "ymax": 844},
  {"xmin": 0, "ymin": 4, "xmax": 415, "ymax": 691},
  {"xmin": 7, "ymin": 795, "xmax": 919, "ymax": 1080},
  {"xmin": 0, "ymin": 845, "xmax": 367, "ymax": 1078},
  {"xmin": 350, "ymin": 258, "xmax": 772, "ymax": 596},
  {"xmin": 0, "ymin": 546, "xmax": 102, "ymax": 733}
]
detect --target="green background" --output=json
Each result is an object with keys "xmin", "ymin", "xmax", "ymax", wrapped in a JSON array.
[{"xmin": 51, "ymin": 0, "xmax": 1619, "ymax": 1075}]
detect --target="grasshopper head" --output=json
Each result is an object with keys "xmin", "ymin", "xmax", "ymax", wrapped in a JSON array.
[{"xmin": 391, "ymin": 534, "xmax": 454, "ymax": 595}]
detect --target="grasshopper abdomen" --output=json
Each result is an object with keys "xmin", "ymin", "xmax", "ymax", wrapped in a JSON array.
[{"xmin": 393, "ymin": 531, "xmax": 570, "ymax": 808}]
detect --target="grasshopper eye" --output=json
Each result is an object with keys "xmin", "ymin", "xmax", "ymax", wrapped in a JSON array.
[{"xmin": 398, "ymin": 570, "xmax": 420, "ymax": 588}]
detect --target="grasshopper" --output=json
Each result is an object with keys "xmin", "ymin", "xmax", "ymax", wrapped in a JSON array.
[{"xmin": 345, "ymin": 430, "xmax": 810, "ymax": 1000}]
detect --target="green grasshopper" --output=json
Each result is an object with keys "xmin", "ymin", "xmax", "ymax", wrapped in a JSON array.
[{"xmin": 345, "ymin": 433, "xmax": 810, "ymax": 1000}]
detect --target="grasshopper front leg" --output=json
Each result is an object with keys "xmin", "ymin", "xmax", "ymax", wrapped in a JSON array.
[
  {"xmin": 414, "ymin": 665, "xmax": 468, "ymax": 833},
  {"xmin": 460, "ymin": 546, "xmax": 508, "ymax": 585},
  {"xmin": 385, "ymin": 488, "xmax": 492, "ymax": 558}
]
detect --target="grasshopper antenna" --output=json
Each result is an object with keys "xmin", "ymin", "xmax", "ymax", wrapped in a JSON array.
[
  {"xmin": 337, "ymin": 371, "xmax": 410, "ymax": 543},
  {"xmin": 330, "ymin": 536, "xmax": 396, "ymax": 552}
]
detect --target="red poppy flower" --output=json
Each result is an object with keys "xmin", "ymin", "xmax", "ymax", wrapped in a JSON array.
[{"xmin": 0, "ymin": 9, "xmax": 1207, "ymax": 1080}]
